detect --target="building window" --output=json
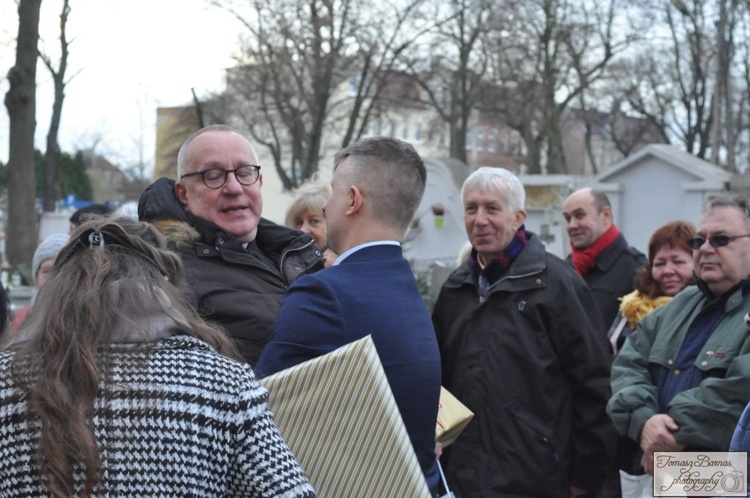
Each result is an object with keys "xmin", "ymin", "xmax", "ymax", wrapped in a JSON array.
[
  {"xmin": 390, "ymin": 119, "xmax": 397, "ymax": 137},
  {"xmin": 403, "ymin": 120, "xmax": 409, "ymax": 140},
  {"xmin": 376, "ymin": 119, "xmax": 384, "ymax": 135},
  {"xmin": 488, "ymin": 129, "xmax": 497, "ymax": 152},
  {"xmin": 501, "ymin": 130, "xmax": 510, "ymax": 153},
  {"xmin": 415, "ymin": 123, "xmax": 423, "ymax": 143},
  {"xmin": 466, "ymin": 128, "xmax": 473, "ymax": 150},
  {"xmin": 362, "ymin": 120, "xmax": 371, "ymax": 136},
  {"xmin": 476, "ymin": 130, "xmax": 484, "ymax": 151}
]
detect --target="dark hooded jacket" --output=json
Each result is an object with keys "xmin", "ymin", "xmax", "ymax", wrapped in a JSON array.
[{"xmin": 138, "ymin": 178, "xmax": 323, "ymax": 365}]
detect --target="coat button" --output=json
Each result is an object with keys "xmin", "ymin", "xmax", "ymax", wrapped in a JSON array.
[
  {"xmin": 202, "ymin": 249, "xmax": 210, "ymax": 255},
  {"xmin": 667, "ymin": 359, "xmax": 673, "ymax": 365},
  {"xmin": 701, "ymin": 361, "xmax": 708, "ymax": 367},
  {"xmin": 536, "ymin": 279, "xmax": 542, "ymax": 285},
  {"xmin": 673, "ymin": 369, "xmax": 680, "ymax": 376},
  {"xmin": 218, "ymin": 237, "xmax": 224, "ymax": 244}
]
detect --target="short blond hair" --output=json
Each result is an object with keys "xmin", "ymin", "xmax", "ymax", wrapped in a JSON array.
[{"xmin": 285, "ymin": 180, "xmax": 332, "ymax": 228}]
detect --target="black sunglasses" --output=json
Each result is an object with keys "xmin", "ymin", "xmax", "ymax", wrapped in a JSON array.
[{"xmin": 687, "ymin": 234, "xmax": 750, "ymax": 250}]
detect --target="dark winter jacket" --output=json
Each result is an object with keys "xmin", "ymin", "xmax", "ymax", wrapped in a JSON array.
[
  {"xmin": 138, "ymin": 178, "xmax": 323, "ymax": 365},
  {"xmin": 432, "ymin": 233, "xmax": 613, "ymax": 497},
  {"xmin": 567, "ymin": 233, "xmax": 647, "ymax": 327}
]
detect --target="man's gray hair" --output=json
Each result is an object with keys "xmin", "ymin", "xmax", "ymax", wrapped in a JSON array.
[
  {"xmin": 704, "ymin": 192, "xmax": 750, "ymax": 227},
  {"xmin": 176, "ymin": 124, "xmax": 247, "ymax": 178},
  {"xmin": 590, "ymin": 189, "xmax": 612, "ymax": 213},
  {"xmin": 333, "ymin": 136, "xmax": 426, "ymax": 233},
  {"xmin": 461, "ymin": 167, "xmax": 526, "ymax": 212}
]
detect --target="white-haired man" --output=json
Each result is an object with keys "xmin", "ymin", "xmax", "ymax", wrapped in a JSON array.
[{"xmin": 432, "ymin": 167, "xmax": 613, "ymax": 497}]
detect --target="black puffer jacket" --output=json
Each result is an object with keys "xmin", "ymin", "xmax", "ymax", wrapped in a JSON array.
[
  {"xmin": 138, "ymin": 178, "xmax": 323, "ymax": 365},
  {"xmin": 432, "ymin": 234, "xmax": 613, "ymax": 497}
]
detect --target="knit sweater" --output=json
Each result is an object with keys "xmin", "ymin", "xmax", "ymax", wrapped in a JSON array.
[{"xmin": 0, "ymin": 335, "xmax": 316, "ymax": 497}]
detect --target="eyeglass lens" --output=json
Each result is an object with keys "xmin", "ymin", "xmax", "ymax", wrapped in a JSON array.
[
  {"xmin": 203, "ymin": 166, "xmax": 259, "ymax": 188},
  {"xmin": 688, "ymin": 235, "xmax": 734, "ymax": 249}
]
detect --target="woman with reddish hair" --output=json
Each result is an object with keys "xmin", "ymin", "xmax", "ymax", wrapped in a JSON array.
[{"xmin": 608, "ymin": 220, "xmax": 696, "ymax": 355}]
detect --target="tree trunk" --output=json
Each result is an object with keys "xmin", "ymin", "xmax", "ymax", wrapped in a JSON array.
[
  {"xmin": 4, "ymin": 0, "xmax": 42, "ymax": 271},
  {"xmin": 546, "ymin": 119, "xmax": 567, "ymax": 174},
  {"xmin": 43, "ymin": 77, "xmax": 64, "ymax": 212},
  {"xmin": 525, "ymin": 133, "xmax": 543, "ymax": 175},
  {"xmin": 42, "ymin": 0, "xmax": 70, "ymax": 212}
]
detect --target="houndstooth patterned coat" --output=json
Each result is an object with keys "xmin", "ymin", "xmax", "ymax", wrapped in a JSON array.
[{"xmin": 0, "ymin": 335, "xmax": 316, "ymax": 497}]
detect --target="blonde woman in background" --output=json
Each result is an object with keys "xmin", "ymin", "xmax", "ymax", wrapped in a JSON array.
[{"xmin": 286, "ymin": 180, "xmax": 337, "ymax": 267}]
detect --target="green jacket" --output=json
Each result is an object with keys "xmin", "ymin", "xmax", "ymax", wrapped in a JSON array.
[{"xmin": 608, "ymin": 282, "xmax": 750, "ymax": 449}]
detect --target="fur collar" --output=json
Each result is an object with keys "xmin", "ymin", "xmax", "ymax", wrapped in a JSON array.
[{"xmin": 619, "ymin": 290, "xmax": 672, "ymax": 328}]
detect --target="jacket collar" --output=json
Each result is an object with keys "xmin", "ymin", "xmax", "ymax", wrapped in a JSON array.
[
  {"xmin": 695, "ymin": 274, "xmax": 750, "ymax": 304},
  {"xmin": 591, "ymin": 233, "xmax": 628, "ymax": 272},
  {"xmin": 447, "ymin": 232, "xmax": 546, "ymax": 288}
]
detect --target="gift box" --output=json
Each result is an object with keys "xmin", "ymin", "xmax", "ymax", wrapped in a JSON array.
[
  {"xmin": 259, "ymin": 335, "xmax": 431, "ymax": 498},
  {"xmin": 436, "ymin": 386, "xmax": 474, "ymax": 447}
]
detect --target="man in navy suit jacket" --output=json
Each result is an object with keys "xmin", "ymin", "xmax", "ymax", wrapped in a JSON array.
[{"xmin": 256, "ymin": 136, "xmax": 442, "ymax": 495}]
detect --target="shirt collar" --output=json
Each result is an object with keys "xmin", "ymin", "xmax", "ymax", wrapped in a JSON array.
[{"xmin": 333, "ymin": 241, "xmax": 400, "ymax": 266}]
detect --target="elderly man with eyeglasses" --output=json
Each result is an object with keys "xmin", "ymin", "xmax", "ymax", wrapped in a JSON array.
[
  {"xmin": 138, "ymin": 125, "xmax": 323, "ymax": 365},
  {"xmin": 609, "ymin": 192, "xmax": 750, "ymax": 477}
]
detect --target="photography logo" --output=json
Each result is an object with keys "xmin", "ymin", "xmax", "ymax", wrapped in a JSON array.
[{"xmin": 653, "ymin": 452, "xmax": 747, "ymax": 496}]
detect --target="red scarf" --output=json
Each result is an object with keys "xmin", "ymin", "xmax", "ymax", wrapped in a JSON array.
[{"xmin": 571, "ymin": 224, "xmax": 620, "ymax": 276}]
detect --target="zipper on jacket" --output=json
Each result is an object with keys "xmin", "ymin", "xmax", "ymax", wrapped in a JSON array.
[
  {"xmin": 278, "ymin": 237, "xmax": 319, "ymax": 275},
  {"xmin": 477, "ymin": 268, "xmax": 543, "ymax": 304}
]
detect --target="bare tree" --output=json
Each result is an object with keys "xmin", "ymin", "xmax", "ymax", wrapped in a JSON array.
[
  {"xmin": 336, "ymin": 0, "xmax": 431, "ymax": 149},
  {"xmin": 4, "ymin": 0, "xmax": 43, "ymax": 270},
  {"xmin": 217, "ymin": 0, "xmax": 358, "ymax": 190},
  {"xmin": 215, "ymin": 0, "xmax": 428, "ymax": 189},
  {"xmin": 403, "ymin": 0, "xmax": 495, "ymax": 165},
  {"xmin": 39, "ymin": 0, "xmax": 71, "ymax": 212},
  {"xmin": 484, "ymin": 0, "xmax": 635, "ymax": 174}
]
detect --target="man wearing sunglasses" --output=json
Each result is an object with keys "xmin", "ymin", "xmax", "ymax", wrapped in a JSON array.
[
  {"xmin": 609, "ymin": 193, "xmax": 750, "ymax": 475},
  {"xmin": 138, "ymin": 125, "xmax": 323, "ymax": 365}
]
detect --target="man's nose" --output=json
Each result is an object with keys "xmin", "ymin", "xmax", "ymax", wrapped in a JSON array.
[
  {"xmin": 223, "ymin": 171, "xmax": 244, "ymax": 193},
  {"xmin": 474, "ymin": 208, "xmax": 489, "ymax": 224}
]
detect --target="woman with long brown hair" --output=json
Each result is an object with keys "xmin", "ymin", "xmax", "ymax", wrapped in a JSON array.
[{"xmin": 0, "ymin": 218, "xmax": 315, "ymax": 497}]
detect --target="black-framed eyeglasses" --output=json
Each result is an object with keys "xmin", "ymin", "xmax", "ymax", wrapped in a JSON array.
[
  {"xmin": 687, "ymin": 234, "xmax": 750, "ymax": 250},
  {"xmin": 180, "ymin": 165, "xmax": 261, "ymax": 189}
]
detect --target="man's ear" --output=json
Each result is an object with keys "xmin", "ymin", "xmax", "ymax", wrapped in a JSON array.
[
  {"xmin": 175, "ymin": 182, "xmax": 189, "ymax": 208},
  {"xmin": 601, "ymin": 205, "xmax": 613, "ymax": 224},
  {"xmin": 514, "ymin": 209, "xmax": 528, "ymax": 230},
  {"xmin": 348, "ymin": 185, "xmax": 363, "ymax": 215}
]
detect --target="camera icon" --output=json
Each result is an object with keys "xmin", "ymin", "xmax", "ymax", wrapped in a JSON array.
[{"xmin": 720, "ymin": 467, "xmax": 745, "ymax": 493}]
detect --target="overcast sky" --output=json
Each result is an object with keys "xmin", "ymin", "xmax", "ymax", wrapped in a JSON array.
[{"xmin": 0, "ymin": 0, "xmax": 244, "ymax": 175}]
